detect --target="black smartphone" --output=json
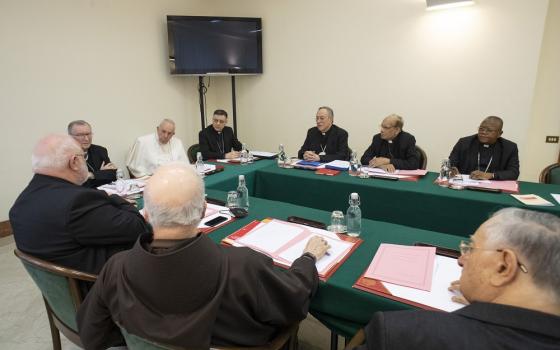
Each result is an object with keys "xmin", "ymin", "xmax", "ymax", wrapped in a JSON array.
[
  {"xmin": 204, "ymin": 216, "xmax": 228, "ymax": 227},
  {"xmin": 465, "ymin": 186, "xmax": 502, "ymax": 193},
  {"xmin": 287, "ymin": 216, "xmax": 327, "ymax": 230},
  {"xmin": 229, "ymin": 207, "xmax": 248, "ymax": 218},
  {"xmin": 414, "ymin": 242, "xmax": 461, "ymax": 259}
]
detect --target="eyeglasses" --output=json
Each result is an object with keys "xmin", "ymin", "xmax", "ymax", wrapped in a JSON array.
[
  {"xmin": 212, "ymin": 119, "xmax": 227, "ymax": 124},
  {"xmin": 459, "ymin": 240, "xmax": 528, "ymax": 273},
  {"xmin": 478, "ymin": 127, "xmax": 498, "ymax": 133},
  {"xmin": 71, "ymin": 133, "xmax": 93, "ymax": 139},
  {"xmin": 316, "ymin": 116, "xmax": 330, "ymax": 121}
]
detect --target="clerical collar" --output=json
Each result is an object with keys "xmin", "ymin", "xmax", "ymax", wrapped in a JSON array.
[
  {"xmin": 483, "ymin": 144, "xmax": 490, "ymax": 148},
  {"xmin": 388, "ymin": 140, "xmax": 393, "ymax": 144}
]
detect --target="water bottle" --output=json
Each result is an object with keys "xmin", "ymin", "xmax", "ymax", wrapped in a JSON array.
[
  {"xmin": 277, "ymin": 144, "xmax": 287, "ymax": 168},
  {"xmin": 348, "ymin": 150, "xmax": 361, "ymax": 176},
  {"xmin": 236, "ymin": 175, "xmax": 250, "ymax": 210},
  {"xmin": 240, "ymin": 143, "xmax": 248, "ymax": 165},
  {"xmin": 115, "ymin": 168, "xmax": 126, "ymax": 193},
  {"xmin": 438, "ymin": 158, "xmax": 451, "ymax": 185},
  {"xmin": 195, "ymin": 152, "xmax": 205, "ymax": 175},
  {"xmin": 346, "ymin": 193, "xmax": 361, "ymax": 237}
]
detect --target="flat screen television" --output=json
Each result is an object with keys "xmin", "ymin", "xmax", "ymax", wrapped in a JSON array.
[{"xmin": 167, "ymin": 16, "xmax": 263, "ymax": 75}]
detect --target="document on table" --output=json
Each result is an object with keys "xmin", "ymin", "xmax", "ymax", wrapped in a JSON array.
[
  {"xmin": 198, "ymin": 203, "xmax": 233, "ymax": 229},
  {"xmin": 324, "ymin": 160, "xmax": 350, "ymax": 170},
  {"xmin": 382, "ymin": 255, "xmax": 464, "ymax": 312},
  {"xmin": 365, "ymin": 244, "xmax": 436, "ymax": 291},
  {"xmin": 251, "ymin": 151, "xmax": 277, "ymax": 158},
  {"xmin": 511, "ymin": 194, "xmax": 554, "ymax": 206},
  {"xmin": 551, "ymin": 194, "xmax": 560, "ymax": 205},
  {"xmin": 360, "ymin": 167, "xmax": 411, "ymax": 179},
  {"xmin": 228, "ymin": 219, "xmax": 358, "ymax": 276}
]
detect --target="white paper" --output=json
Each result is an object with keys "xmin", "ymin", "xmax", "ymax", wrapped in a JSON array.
[
  {"xmin": 382, "ymin": 255, "xmax": 464, "ymax": 312},
  {"xmin": 251, "ymin": 151, "xmax": 277, "ymax": 158},
  {"xmin": 98, "ymin": 179, "xmax": 146, "ymax": 196},
  {"xmin": 325, "ymin": 160, "xmax": 350, "ymax": 170},
  {"xmin": 217, "ymin": 158, "xmax": 241, "ymax": 163},
  {"xmin": 278, "ymin": 234, "xmax": 353, "ymax": 274},
  {"xmin": 551, "ymin": 194, "xmax": 560, "ymax": 205},
  {"xmin": 360, "ymin": 167, "xmax": 410, "ymax": 179},
  {"xmin": 198, "ymin": 203, "xmax": 233, "ymax": 229},
  {"xmin": 202, "ymin": 164, "xmax": 216, "ymax": 173},
  {"xmin": 449, "ymin": 175, "xmax": 491, "ymax": 185},
  {"xmin": 237, "ymin": 220, "xmax": 304, "ymax": 254}
]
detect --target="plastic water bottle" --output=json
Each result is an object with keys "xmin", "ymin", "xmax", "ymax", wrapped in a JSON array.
[
  {"xmin": 348, "ymin": 150, "xmax": 361, "ymax": 176},
  {"xmin": 438, "ymin": 158, "xmax": 451, "ymax": 185},
  {"xmin": 195, "ymin": 152, "xmax": 205, "ymax": 175},
  {"xmin": 236, "ymin": 175, "xmax": 249, "ymax": 210},
  {"xmin": 115, "ymin": 168, "xmax": 126, "ymax": 193},
  {"xmin": 346, "ymin": 193, "xmax": 361, "ymax": 237},
  {"xmin": 277, "ymin": 144, "xmax": 287, "ymax": 168},
  {"xmin": 240, "ymin": 143, "xmax": 248, "ymax": 165}
]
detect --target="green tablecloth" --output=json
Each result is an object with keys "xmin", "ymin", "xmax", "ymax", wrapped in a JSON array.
[
  {"xmin": 252, "ymin": 166, "xmax": 560, "ymax": 236},
  {"xmin": 204, "ymin": 159, "xmax": 276, "ymax": 195},
  {"xmin": 205, "ymin": 189, "xmax": 462, "ymax": 338}
]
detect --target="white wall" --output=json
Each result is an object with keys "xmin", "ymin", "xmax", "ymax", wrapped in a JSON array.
[
  {"xmin": 0, "ymin": 0, "xmax": 208, "ymax": 221},
  {"xmin": 523, "ymin": 0, "xmax": 560, "ymax": 181},
  {"xmin": 204, "ymin": 0, "xmax": 550, "ymax": 178},
  {"xmin": 0, "ymin": 0, "xmax": 556, "ymax": 221}
]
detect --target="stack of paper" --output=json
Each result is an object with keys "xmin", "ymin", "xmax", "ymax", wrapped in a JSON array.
[
  {"xmin": 511, "ymin": 194, "xmax": 554, "ymax": 206},
  {"xmin": 355, "ymin": 243, "xmax": 464, "ymax": 312},
  {"xmin": 449, "ymin": 176, "xmax": 519, "ymax": 193},
  {"xmin": 223, "ymin": 219, "xmax": 361, "ymax": 279}
]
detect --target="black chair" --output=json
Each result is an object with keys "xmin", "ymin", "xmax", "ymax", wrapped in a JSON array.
[
  {"xmin": 14, "ymin": 249, "xmax": 97, "ymax": 350},
  {"xmin": 187, "ymin": 143, "xmax": 200, "ymax": 164},
  {"xmin": 416, "ymin": 145, "xmax": 427, "ymax": 170},
  {"xmin": 539, "ymin": 163, "xmax": 560, "ymax": 184}
]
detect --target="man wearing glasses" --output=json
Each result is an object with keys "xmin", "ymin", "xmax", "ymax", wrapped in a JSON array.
[
  {"xmin": 449, "ymin": 116, "xmax": 519, "ymax": 180},
  {"xmin": 350, "ymin": 207, "xmax": 560, "ymax": 349},
  {"xmin": 360, "ymin": 114, "xmax": 419, "ymax": 172},
  {"xmin": 68, "ymin": 120, "xmax": 117, "ymax": 188},
  {"xmin": 298, "ymin": 106, "xmax": 350, "ymax": 162},
  {"xmin": 199, "ymin": 109, "xmax": 242, "ymax": 160},
  {"xmin": 9, "ymin": 134, "xmax": 148, "ymax": 275}
]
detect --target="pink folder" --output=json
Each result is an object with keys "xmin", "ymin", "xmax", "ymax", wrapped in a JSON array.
[{"xmin": 364, "ymin": 244, "xmax": 436, "ymax": 291}]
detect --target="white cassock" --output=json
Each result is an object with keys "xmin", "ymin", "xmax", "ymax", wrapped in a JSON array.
[{"xmin": 126, "ymin": 132, "xmax": 189, "ymax": 177}]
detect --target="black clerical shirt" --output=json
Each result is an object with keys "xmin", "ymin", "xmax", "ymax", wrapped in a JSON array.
[
  {"xmin": 297, "ymin": 124, "xmax": 350, "ymax": 162},
  {"xmin": 199, "ymin": 125, "xmax": 242, "ymax": 160}
]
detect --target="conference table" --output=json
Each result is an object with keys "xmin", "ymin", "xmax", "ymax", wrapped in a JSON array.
[{"xmin": 199, "ymin": 160, "xmax": 560, "ymax": 339}]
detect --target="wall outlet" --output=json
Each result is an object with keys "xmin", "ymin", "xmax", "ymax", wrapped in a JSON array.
[{"xmin": 545, "ymin": 136, "xmax": 559, "ymax": 143}]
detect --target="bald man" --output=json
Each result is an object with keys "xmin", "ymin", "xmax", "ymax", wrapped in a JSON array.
[
  {"xmin": 126, "ymin": 118, "xmax": 189, "ymax": 177},
  {"xmin": 360, "ymin": 114, "xmax": 419, "ymax": 172},
  {"xmin": 77, "ymin": 162, "xmax": 330, "ymax": 349},
  {"xmin": 449, "ymin": 116, "xmax": 519, "ymax": 180},
  {"xmin": 9, "ymin": 135, "xmax": 148, "ymax": 274}
]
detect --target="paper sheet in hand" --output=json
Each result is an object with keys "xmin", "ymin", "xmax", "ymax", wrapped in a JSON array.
[
  {"xmin": 382, "ymin": 255, "xmax": 464, "ymax": 312},
  {"xmin": 365, "ymin": 244, "xmax": 436, "ymax": 291}
]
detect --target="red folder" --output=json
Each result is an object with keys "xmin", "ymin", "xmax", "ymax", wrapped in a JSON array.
[
  {"xmin": 222, "ymin": 219, "xmax": 362, "ymax": 282},
  {"xmin": 315, "ymin": 168, "xmax": 340, "ymax": 176}
]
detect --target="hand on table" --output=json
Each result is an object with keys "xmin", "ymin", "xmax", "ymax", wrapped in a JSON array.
[
  {"xmin": 303, "ymin": 151, "xmax": 320, "ymax": 162},
  {"xmin": 304, "ymin": 236, "xmax": 331, "ymax": 260},
  {"xmin": 369, "ymin": 157, "xmax": 390, "ymax": 168},
  {"xmin": 469, "ymin": 170, "xmax": 493, "ymax": 180},
  {"xmin": 100, "ymin": 161, "xmax": 117, "ymax": 170},
  {"xmin": 226, "ymin": 151, "xmax": 240, "ymax": 159}
]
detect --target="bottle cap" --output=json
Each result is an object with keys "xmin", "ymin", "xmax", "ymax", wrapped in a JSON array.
[
  {"xmin": 239, "ymin": 175, "xmax": 245, "ymax": 181},
  {"xmin": 350, "ymin": 192, "xmax": 359, "ymax": 200}
]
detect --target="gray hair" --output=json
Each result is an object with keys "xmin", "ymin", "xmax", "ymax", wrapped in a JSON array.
[
  {"xmin": 386, "ymin": 114, "xmax": 404, "ymax": 129},
  {"xmin": 317, "ymin": 106, "xmax": 334, "ymax": 119},
  {"xmin": 67, "ymin": 120, "xmax": 91, "ymax": 134},
  {"xmin": 31, "ymin": 134, "xmax": 82, "ymax": 172},
  {"xmin": 143, "ymin": 163, "xmax": 205, "ymax": 229},
  {"xmin": 485, "ymin": 207, "xmax": 560, "ymax": 300},
  {"xmin": 159, "ymin": 118, "xmax": 175, "ymax": 127}
]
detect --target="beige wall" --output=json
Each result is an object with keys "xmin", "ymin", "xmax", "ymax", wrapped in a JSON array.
[
  {"xmin": 0, "ymin": 0, "xmax": 556, "ymax": 221},
  {"xmin": 523, "ymin": 0, "xmax": 560, "ymax": 181}
]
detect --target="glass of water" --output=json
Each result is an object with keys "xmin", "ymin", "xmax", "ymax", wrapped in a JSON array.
[
  {"xmin": 328, "ymin": 210, "xmax": 347, "ymax": 233},
  {"xmin": 226, "ymin": 191, "xmax": 239, "ymax": 208}
]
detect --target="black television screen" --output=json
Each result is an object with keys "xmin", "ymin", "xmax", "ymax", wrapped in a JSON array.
[{"xmin": 167, "ymin": 16, "xmax": 263, "ymax": 75}]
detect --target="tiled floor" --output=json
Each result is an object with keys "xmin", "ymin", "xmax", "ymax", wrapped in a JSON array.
[{"xmin": 0, "ymin": 235, "xmax": 345, "ymax": 349}]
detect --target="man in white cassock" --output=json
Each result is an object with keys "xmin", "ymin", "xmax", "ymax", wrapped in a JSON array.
[{"xmin": 126, "ymin": 118, "xmax": 188, "ymax": 177}]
